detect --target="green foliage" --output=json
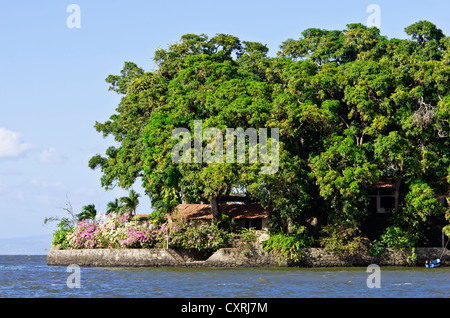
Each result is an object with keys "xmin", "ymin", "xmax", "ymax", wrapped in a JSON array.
[
  {"xmin": 146, "ymin": 210, "xmax": 167, "ymax": 226},
  {"xmin": 369, "ymin": 240, "xmax": 386, "ymax": 257},
  {"xmin": 407, "ymin": 247, "xmax": 418, "ymax": 264},
  {"xmin": 76, "ymin": 204, "xmax": 97, "ymax": 221},
  {"xmin": 369, "ymin": 226, "xmax": 415, "ymax": 256},
  {"xmin": 381, "ymin": 226, "xmax": 415, "ymax": 250},
  {"xmin": 106, "ymin": 198, "xmax": 123, "ymax": 215},
  {"xmin": 393, "ymin": 181, "xmax": 446, "ymax": 243},
  {"xmin": 229, "ymin": 228, "xmax": 258, "ymax": 256},
  {"xmin": 309, "ymin": 133, "xmax": 378, "ymax": 227},
  {"xmin": 161, "ymin": 220, "xmax": 230, "ymax": 253},
  {"xmin": 44, "ymin": 199, "xmax": 78, "ymax": 249},
  {"xmin": 120, "ymin": 189, "xmax": 141, "ymax": 216},
  {"xmin": 263, "ymin": 226, "xmax": 314, "ymax": 262},
  {"xmin": 320, "ymin": 225, "xmax": 370, "ymax": 255},
  {"xmin": 405, "ymin": 20, "xmax": 445, "ymax": 49},
  {"xmin": 51, "ymin": 218, "xmax": 74, "ymax": 249},
  {"xmin": 51, "ymin": 228, "xmax": 71, "ymax": 248},
  {"xmin": 90, "ymin": 20, "xmax": 450, "ymax": 247},
  {"xmin": 444, "ymin": 225, "xmax": 450, "ymax": 238}
]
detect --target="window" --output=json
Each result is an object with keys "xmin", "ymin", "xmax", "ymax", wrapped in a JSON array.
[
  {"xmin": 244, "ymin": 218, "xmax": 263, "ymax": 230},
  {"xmin": 380, "ymin": 196, "xmax": 395, "ymax": 213},
  {"xmin": 368, "ymin": 197, "xmax": 377, "ymax": 213},
  {"xmin": 368, "ymin": 190, "xmax": 396, "ymax": 214},
  {"xmin": 251, "ymin": 218, "xmax": 262, "ymax": 230}
]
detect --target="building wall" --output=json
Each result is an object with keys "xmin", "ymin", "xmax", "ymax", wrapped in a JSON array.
[{"xmin": 234, "ymin": 218, "xmax": 268, "ymax": 230}]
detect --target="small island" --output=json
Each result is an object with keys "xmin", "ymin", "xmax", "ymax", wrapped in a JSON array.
[{"xmin": 48, "ymin": 21, "xmax": 450, "ymax": 267}]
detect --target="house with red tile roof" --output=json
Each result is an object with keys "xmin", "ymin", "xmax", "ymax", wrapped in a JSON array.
[
  {"xmin": 134, "ymin": 202, "xmax": 270, "ymax": 231},
  {"xmin": 172, "ymin": 203, "xmax": 270, "ymax": 230}
]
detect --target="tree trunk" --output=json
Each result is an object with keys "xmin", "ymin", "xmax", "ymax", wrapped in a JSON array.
[
  {"xmin": 210, "ymin": 196, "xmax": 221, "ymax": 221},
  {"xmin": 287, "ymin": 217, "xmax": 295, "ymax": 235}
]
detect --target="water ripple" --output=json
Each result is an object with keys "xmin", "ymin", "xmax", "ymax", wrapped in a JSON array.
[{"xmin": 0, "ymin": 256, "xmax": 449, "ymax": 297}]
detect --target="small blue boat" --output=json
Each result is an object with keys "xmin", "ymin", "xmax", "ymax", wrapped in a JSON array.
[
  {"xmin": 425, "ymin": 259, "xmax": 441, "ymax": 268},
  {"xmin": 425, "ymin": 229, "xmax": 448, "ymax": 268}
]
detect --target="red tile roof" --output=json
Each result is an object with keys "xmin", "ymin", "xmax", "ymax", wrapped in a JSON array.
[
  {"xmin": 173, "ymin": 203, "xmax": 269, "ymax": 220},
  {"xmin": 372, "ymin": 180, "xmax": 396, "ymax": 189}
]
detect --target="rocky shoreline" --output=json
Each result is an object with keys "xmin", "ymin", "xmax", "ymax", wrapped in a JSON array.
[{"xmin": 47, "ymin": 246, "xmax": 450, "ymax": 267}]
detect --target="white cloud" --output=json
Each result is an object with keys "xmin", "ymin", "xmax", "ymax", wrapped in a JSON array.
[
  {"xmin": 0, "ymin": 127, "xmax": 33, "ymax": 158},
  {"xmin": 39, "ymin": 148, "xmax": 66, "ymax": 164}
]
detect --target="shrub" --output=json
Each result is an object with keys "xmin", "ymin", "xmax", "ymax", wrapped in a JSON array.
[
  {"xmin": 263, "ymin": 227, "xmax": 313, "ymax": 262},
  {"xmin": 65, "ymin": 213, "xmax": 267, "ymax": 254},
  {"xmin": 319, "ymin": 225, "xmax": 370, "ymax": 255},
  {"xmin": 95, "ymin": 213, "xmax": 136, "ymax": 248},
  {"xmin": 66, "ymin": 214, "xmax": 233, "ymax": 252},
  {"xmin": 66, "ymin": 220, "xmax": 101, "ymax": 249},
  {"xmin": 229, "ymin": 228, "xmax": 258, "ymax": 256},
  {"xmin": 368, "ymin": 226, "xmax": 418, "ymax": 256},
  {"xmin": 51, "ymin": 218, "xmax": 74, "ymax": 249},
  {"xmin": 66, "ymin": 213, "xmax": 157, "ymax": 249},
  {"xmin": 369, "ymin": 240, "xmax": 386, "ymax": 257},
  {"xmin": 162, "ymin": 219, "xmax": 230, "ymax": 253},
  {"xmin": 381, "ymin": 226, "xmax": 414, "ymax": 250},
  {"xmin": 51, "ymin": 228, "xmax": 73, "ymax": 249},
  {"xmin": 119, "ymin": 227, "xmax": 157, "ymax": 248}
]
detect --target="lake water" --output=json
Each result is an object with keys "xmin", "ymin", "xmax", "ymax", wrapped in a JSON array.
[{"xmin": 0, "ymin": 255, "xmax": 449, "ymax": 299}]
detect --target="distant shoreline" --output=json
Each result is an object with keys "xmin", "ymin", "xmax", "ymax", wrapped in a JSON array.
[{"xmin": 0, "ymin": 234, "xmax": 52, "ymax": 255}]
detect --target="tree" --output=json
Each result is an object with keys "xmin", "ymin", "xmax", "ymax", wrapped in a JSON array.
[
  {"xmin": 88, "ymin": 63, "xmax": 166, "ymax": 191},
  {"xmin": 405, "ymin": 20, "xmax": 445, "ymax": 48},
  {"xmin": 90, "ymin": 22, "xmax": 450, "ymax": 246},
  {"xmin": 141, "ymin": 34, "xmax": 276, "ymax": 222},
  {"xmin": 120, "ymin": 190, "xmax": 141, "ymax": 216},
  {"xmin": 310, "ymin": 133, "xmax": 379, "ymax": 228},
  {"xmin": 77, "ymin": 204, "xmax": 97, "ymax": 221},
  {"xmin": 106, "ymin": 198, "xmax": 123, "ymax": 215}
]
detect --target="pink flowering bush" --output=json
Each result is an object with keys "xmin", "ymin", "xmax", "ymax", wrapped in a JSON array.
[
  {"xmin": 95, "ymin": 214, "xmax": 135, "ymax": 248},
  {"xmin": 119, "ymin": 227, "xmax": 158, "ymax": 248},
  {"xmin": 67, "ymin": 213, "xmax": 149, "ymax": 249},
  {"xmin": 66, "ymin": 213, "xmax": 259, "ymax": 253},
  {"xmin": 66, "ymin": 220, "xmax": 101, "ymax": 249}
]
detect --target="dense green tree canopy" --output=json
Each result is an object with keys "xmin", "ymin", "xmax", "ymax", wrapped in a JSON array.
[{"xmin": 90, "ymin": 21, "xmax": 450, "ymax": 247}]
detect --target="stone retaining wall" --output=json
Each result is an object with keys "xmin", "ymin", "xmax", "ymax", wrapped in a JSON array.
[
  {"xmin": 46, "ymin": 248, "xmax": 182, "ymax": 267},
  {"xmin": 205, "ymin": 248, "xmax": 284, "ymax": 267},
  {"xmin": 47, "ymin": 246, "xmax": 449, "ymax": 267},
  {"xmin": 293, "ymin": 247, "xmax": 450, "ymax": 267}
]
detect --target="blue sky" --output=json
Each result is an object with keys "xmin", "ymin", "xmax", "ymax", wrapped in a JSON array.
[{"xmin": 1, "ymin": 0, "xmax": 450, "ymax": 254}]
